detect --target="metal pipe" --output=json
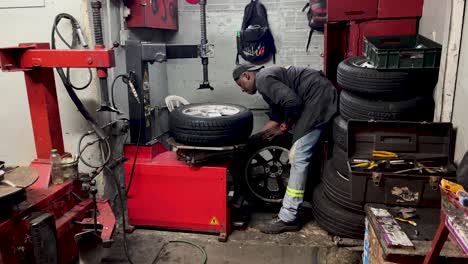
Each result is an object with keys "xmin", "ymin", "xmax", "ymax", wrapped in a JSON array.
[
  {"xmin": 200, "ymin": 0, "xmax": 207, "ymax": 45},
  {"xmin": 91, "ymin": 1, "xmax": 104, "ymax": 45},
  {"xmin": 91, "ymin": 0, "xmax": 119, "ymax": 113},
  {"xmin": 198, "ymin": 0, "xmax": 213, "ymax": 90}
]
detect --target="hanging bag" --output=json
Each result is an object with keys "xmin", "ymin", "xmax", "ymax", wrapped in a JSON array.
[{"xmin": 236, "ymin": 0, "xmax": 276, "ymax": 64}]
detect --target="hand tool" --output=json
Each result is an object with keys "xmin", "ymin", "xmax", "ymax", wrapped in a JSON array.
[
  {"xmin": 352, "ymin": 159, "xmax": 371, "ymax": 163},
  {"xmin": 440, "ymin": 179, "xmax": 465, "ymax": 194},
  {"xmin": 373, "ymin": 150, "xmax": 399, "ymax": 158},
  {"xmin": 394, "ymin": 162, "xmax": 446, "ymax": 174},
  {"xmin": 395, "ymin": 217, "xmax": 417, "ymax": 226},
  {"xmin": 352, "ymin": 160, "xmax": 385, "ymax": 170},
  {"xmin": 389, "ymin": 160, "xmax": 413, "ymax": 165}
]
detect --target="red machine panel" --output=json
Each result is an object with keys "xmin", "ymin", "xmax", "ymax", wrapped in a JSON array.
[
  {"xmin": 124, "ymin": 145, "xmax": 230, "ymax": 241},
  {"xmin": 348, "ymin": 19, "xmax": 418, "ymax": 57},
  {"xmin": 124, "ymin": 0, "xmax": 178, "ymax": 30},
  {"xmin": 327, "ymin": 0, "xmax": 378, "ymax": 22},
  {"xmin": 378, "ymin": 0, "xmax": 423, "ymax": 18}
]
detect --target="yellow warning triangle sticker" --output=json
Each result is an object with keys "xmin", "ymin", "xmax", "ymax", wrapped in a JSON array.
[{"xmin": 209, "ymin": 216, "xmax": 219, "ymax": 225}]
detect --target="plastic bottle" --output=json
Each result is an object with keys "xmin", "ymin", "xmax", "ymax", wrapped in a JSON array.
[{"xmin": 50, "ymin": 149, "xmax": 64, "ymax": 185}]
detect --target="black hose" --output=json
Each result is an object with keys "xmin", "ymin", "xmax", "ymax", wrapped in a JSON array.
[
  {"xmin": 78, "ymin": 135, "xmax": 111, "ymax": 169},
  {"xmin": 125, "ymin": 116, "xmax": 142, "ymax": 196},
  {"xmin": 51, "ymin": 13, "xmax": 106, "ymax": 139},
  {"xmin": 111, "ymin": 74, "xmax": 129, "ymax": 111}
]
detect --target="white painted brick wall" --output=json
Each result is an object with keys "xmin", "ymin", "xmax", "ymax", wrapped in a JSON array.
[{"xmin": 167, "ymin": 0, "xmax": 324, "ymax": 131}]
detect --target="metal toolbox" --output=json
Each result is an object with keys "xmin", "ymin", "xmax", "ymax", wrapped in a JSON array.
[{"xmin": 347, "ymin": 121, "xmax": 456, "ymax": 207}]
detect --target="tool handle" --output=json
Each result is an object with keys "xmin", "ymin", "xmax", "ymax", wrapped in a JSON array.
[{"xmin": 441, "ymin": 179, "xmax": 465, "ymax": 194}]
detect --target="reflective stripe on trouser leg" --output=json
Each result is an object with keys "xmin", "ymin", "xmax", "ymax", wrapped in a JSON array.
[{"xmin": 278, "ymin": 129, "xmax": 322, "ymax": 223}]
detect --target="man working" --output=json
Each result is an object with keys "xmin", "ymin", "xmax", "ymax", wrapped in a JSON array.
[{"xmin": 233, "ymin": 64, "xmax": 338, "ymax": 234}]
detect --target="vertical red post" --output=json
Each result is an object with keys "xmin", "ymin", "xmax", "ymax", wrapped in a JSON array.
[
  {"xmin": 22, "ymin": 43, "xmax": 64, "ymax": 159},
  {"xmin": 423, "ymin": 212, "xmax": 450, "ymax": 264}
]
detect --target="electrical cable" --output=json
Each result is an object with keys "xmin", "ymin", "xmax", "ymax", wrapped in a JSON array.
[
  {"xmin": 110, "ymin": 74, "xmax": 129, "ymax": 111},
  {"xmin": 152, "ymin": 240, "xmax": 207, "ymax": 264},
  {"xmin": 125, "ymin": 102, "xmax": 142, "ymax": 196},
  {"xmin": 77, "ymin": 131, "xmax": 111, "ymax": 169}
]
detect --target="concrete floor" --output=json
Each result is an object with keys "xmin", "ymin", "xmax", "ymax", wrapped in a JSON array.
[{"xmin": 100, "ymin": 213, "xmax": 362, "ymax": 264}]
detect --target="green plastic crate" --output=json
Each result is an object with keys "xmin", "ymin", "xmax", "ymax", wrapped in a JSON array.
[{"xmin": 363, "ymin": 35, "xmax": 442, "ymax": 70}]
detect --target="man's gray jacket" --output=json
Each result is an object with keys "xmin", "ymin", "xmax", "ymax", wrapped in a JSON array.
[{"xmin": 256, "ymin": 66, "xmax": 338, "ymax": 142}]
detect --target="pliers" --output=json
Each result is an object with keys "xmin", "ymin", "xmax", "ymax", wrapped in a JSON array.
[
  {"xmin": 352, "ymin": 160, "xmax": 385, "ymax": 170},
  {"xmin": 373, "ymin": 150, "xmax": 399, "ymax": 158}
]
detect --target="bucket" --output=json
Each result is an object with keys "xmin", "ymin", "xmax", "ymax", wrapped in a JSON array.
[{"xmin": 61, "ymin": 154, "xmax": 79, "ymax": 180}]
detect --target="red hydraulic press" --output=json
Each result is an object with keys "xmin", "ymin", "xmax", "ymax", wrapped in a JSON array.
[{"xmin": 0, "ymin": 2, "xmax": 118, "ymax": 262}]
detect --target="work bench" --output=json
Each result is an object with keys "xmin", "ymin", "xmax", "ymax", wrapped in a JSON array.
[{"xmin": 364, "ymin": 204, "xmax": 467, "ymax": 263}]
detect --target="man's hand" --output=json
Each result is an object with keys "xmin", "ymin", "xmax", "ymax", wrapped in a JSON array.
[{"xmin": 262, "ymin": 126, "xmax": 284, "ymax": 141}]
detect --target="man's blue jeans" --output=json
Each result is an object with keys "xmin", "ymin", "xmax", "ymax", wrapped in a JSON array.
[{"xmin": 278, "ymin": 129, "xmax": 322, "ymax": 223}]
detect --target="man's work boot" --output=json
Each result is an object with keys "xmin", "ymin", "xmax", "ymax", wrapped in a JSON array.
[{"xmin": 259, "ymin": 217, "xmax": 301, "ymax": 234}]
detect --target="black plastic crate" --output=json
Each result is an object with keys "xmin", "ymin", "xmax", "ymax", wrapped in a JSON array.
[
  {"xmin": 347, "ymin": 121, "xmax": 456, "ymax": 207},
  {"xmin": 363, "ymin": 35, "xmax": 442, "ymax": 70}
]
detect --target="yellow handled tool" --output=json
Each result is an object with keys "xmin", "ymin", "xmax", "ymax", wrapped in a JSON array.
[
  {"xmin": 395, "ymin": 217, "xmax": 417, "ymax": 226},
  {"xmin": 352, "ymin": 162, "xmax": 371, "ymax": 168},
  {"xmin": 352, "ymin": 160, "xmax": 385, "ymax": 170},
  {"xmin": 373, "ymin": 150, "xmax": 399, "ymax": 158},
  {"xmin": 440, "ymin": 179, "xmax": 465, "ymax": 194}
]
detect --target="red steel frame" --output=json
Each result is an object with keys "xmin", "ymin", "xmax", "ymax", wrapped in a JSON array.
[
  {"xmin": 0, "ymin": 43, "xmax": 116, "ymax": 263},
  {"xmin": 0, "ymin": 43, "xmax": 114, "ymax": 160},
  {"xmin": 424, "ymin": 191, "xmax": 468, "ymax": 263}
]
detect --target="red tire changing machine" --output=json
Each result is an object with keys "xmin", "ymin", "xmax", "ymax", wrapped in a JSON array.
[
  {"xmin": 122, "ymin": 38, "xmax": 231, "ymax": 241},
  {"xmin": 121, "ymin": 0, "xmax": 231, "ymax": 242}
]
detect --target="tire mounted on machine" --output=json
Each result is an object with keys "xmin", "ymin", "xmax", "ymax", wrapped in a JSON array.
[{"xmin": 169, "ymin": 103, "xmax": 254, "ymax": 146}]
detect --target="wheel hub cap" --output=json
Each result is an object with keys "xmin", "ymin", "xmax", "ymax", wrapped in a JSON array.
[{"xmin": 182, "ymin": 104, "xmax": 240, "ymax": 118}]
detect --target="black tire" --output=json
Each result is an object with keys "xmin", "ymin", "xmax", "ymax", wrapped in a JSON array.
[
  {"xmin": 169, "ymin": 103, "xmax": 253, "ymax": 146},
  {"xmin": 312, "ymin": 184, "xmax": 365, "ymax": 239},
  {"xmin": 322, "ymin": 160, "xmax": 364, "ymax": 214},
  {"xmin": 332, "ymin": 115, "xmax": 347, "ymax": 151},
  {"xmin": 233, "ymin": 133, "xmax": 293, "ymax": 208},
  {"xmin": 337, "ymin": 56, "xmax": 438, "ymax": 99},
  {"xmin": 340, "ymin": 91, "xmax": 435, "ymax": 121},
  {"xmin": 332, "ymin": 145, "xmax": 349, "ymax": 178}
]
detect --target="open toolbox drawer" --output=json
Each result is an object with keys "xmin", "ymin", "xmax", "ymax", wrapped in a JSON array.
[{"xmin": 347, "ymin": 121, "xmax": 456, "ymax": 207}]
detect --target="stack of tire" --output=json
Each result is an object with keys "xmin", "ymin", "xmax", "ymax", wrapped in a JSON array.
[{"xmin": 312, "ymin": 56, "xmax": 437, "ymax": 239}]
